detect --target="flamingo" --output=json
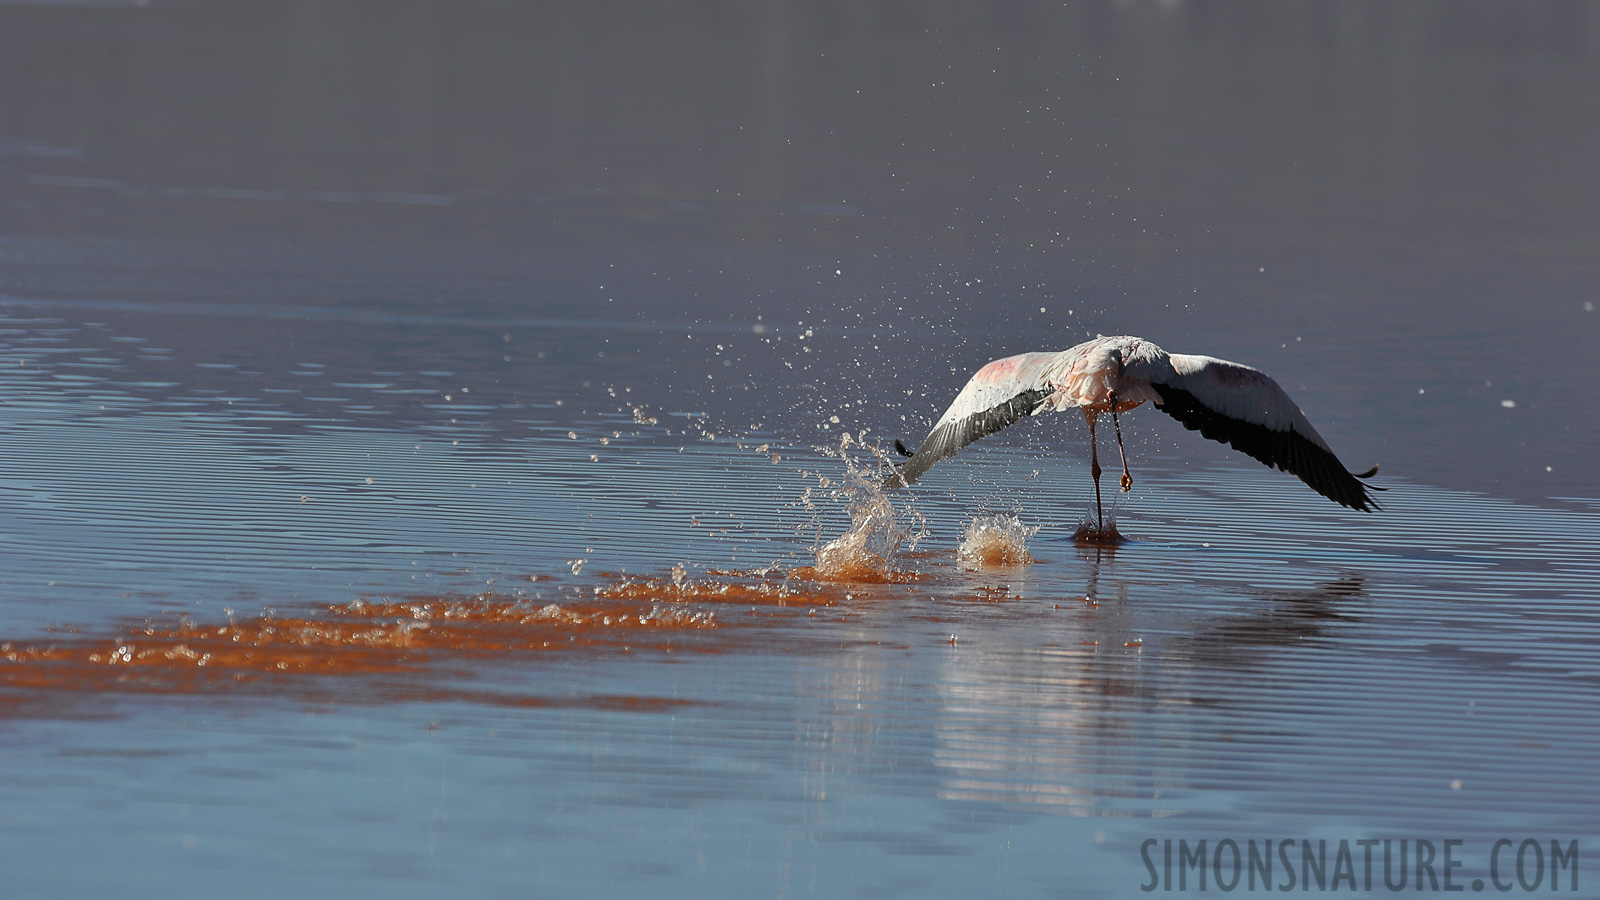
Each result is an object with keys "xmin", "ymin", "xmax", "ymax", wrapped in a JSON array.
[{"xmin": 884, "ymin": 335, "xmax": 1380, "ymax": 528}]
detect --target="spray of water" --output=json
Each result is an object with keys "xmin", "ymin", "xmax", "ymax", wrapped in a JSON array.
[
  {"xmin": 1071, "ymin": 518, "xmax": 1124, "ymax": 546},
  {"xmin": 807, "ymin": 432, "xmax": 927, "ymax": 581},
  {"xmin": 956, "ymin": 514, "xmax": 1040, "ymax": 567}
]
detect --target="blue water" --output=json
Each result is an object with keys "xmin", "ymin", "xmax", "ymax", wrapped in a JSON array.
[
  {"xmin": 2, "ymin": 3, "xmax": 1599, "ymax": 897},
  {"xmin": 0, "ymin": 303, "xmax": 1595, "ymax": 897}
]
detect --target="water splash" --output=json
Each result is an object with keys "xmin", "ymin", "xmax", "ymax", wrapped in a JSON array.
[
  {"xmin": 1072, "ymin": 517, "xmax": 1124, "ymax": 546},
  {"xmin": 956, "ymin": 514, "xmax": 1040, "ymax": 567},
  {"xmin": 807, "ymin": 432, "xmax": 926, "ymax": 581},
  {"xmin": 814, "ymin": 490, "xmax": 905, "ymax": 579}
]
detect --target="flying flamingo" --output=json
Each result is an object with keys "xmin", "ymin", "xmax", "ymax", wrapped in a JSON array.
[{"xmin": 884, "ymin": 335, "xmax": 1380, "ymax": 530}]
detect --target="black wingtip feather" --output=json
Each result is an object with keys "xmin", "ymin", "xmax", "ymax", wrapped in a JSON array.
[{"xmin": 1150, "ymin": 384, "xmax": 1380, "ymax": 512}]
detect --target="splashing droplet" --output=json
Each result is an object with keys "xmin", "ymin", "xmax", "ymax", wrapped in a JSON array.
[
  {"xmin": 810, "ymin": 434, "xmax": 926, "ymax": 581},
  {"xmin": 957, "ymin": 515, "xmax": 1039, "ymax": 567}
]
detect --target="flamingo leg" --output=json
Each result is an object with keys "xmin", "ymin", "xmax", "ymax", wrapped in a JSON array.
[
  {"xmin": 1084, "ymin": 409, "xmax": 1104, "ymax": 529},
  {"xmin": 1110, "ymin": 392, "xmax": 1133, "ymax": 492}
]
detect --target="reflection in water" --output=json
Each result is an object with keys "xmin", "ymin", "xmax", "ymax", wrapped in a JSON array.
[
  {"xmin": 1172, "ymin": 576, "xmax": 1367, "ymax": 668},
  {"xmin": 1080, "ymin": 543, "xmax": 1119, "ymax": 605},
  {"xmin": 928, "ymin": 564, "xmax": 1370, "ymax": 812},
  {"xmin": 930, "ymin": 607, "xmax": 1150, "ymax": 810}
]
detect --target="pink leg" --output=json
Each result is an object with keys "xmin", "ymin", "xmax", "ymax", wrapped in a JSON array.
[
  {"xmin": 1084, "ymin": 409, "xmax": 1103, "ymax": 529},
  {"xmin": 1110, "ymin": 393, "xmax": 1132, "ymax": 492}
]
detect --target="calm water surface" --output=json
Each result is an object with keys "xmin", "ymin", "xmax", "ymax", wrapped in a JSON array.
[{"xmin": 1, "ymin": 3, "xmax": 1598, "ymax": 898}]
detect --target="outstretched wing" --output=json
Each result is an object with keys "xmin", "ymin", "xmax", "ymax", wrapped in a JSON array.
[
  {"xmin": 1151, "ymin": 354, "xmax": 1380, "ymax": 511},
  {"xmin": 884, "ymin": 352, "xmax": 1059, "ymax": 490}
]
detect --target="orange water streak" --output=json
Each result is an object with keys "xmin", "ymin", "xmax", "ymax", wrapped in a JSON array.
[
  {"xmin": 0, "ymin": 586, "xmax": 726, "ymax": 714},
  {"xmin": 0, "ymin": 566, "xmax": 901, "ymax": 716}
]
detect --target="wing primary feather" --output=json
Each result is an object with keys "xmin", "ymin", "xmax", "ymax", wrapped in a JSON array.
[
  {"xmin": 1150, "ymin": 383, "xmax": 1379, "ymax": 511},
  {"xmin": 883, "ymin": 387, "xmax": 1052, "ymax": 490}
]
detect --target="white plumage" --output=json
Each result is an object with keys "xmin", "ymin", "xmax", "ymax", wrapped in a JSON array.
[{"xmin": 886, "ymin": 335, "xmax": 1379, "ymax": 521}]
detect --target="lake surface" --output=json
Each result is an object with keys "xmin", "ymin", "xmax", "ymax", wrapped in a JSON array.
[{"xmin": 1, "ymin": 3, "xmax": 1597, "ymax": 897}]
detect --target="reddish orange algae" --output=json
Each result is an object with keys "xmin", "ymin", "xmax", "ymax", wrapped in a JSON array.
[
  {"xmin": 0, "ymin": 565, "xmax": 900, "ymax": 714},
  {"xmin": 0, "ymin": 586, "xmax": 723, "ymax": 712},
  {"xmin": 785, "ymin": 564, "xmax": 925, "ymax": 585}
]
